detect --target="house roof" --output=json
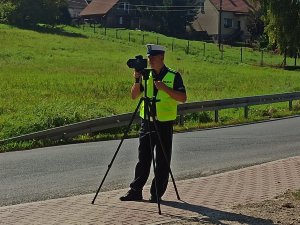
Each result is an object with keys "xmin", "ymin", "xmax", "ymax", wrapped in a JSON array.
[
  {"xmin": 209, "ymin": 0, "xmax": 254, "ymax": 13},
  {"xmin": 67, "ymin": 0, "xmax": 88, "ymax": 10},
  {"xmin": 80, "ymin": 0, "xmax": 119, "ymax": 17}
]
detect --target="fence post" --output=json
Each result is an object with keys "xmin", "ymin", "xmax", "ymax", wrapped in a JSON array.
[
  {"xmin": 104, "ymin": 27, "xmax": 107, "ymax": 36},
  {"xmin": 156, "ymin": 37, "xmax": 159, "ymax": 45},
  {"xmin": 142, "ymin": 34, "xmax": 145, "ymax": 44},
  {"xmin": 221, "ymin": 44, "xmax": 224, "ymax": 60},
  {"xmin": 283, "ymin": 48, "xmax": 287, "ymax": 66},
  {"xmin": 289, "ymin": 100, "xmax": 293, "ymax": 111},
  {"xmin": 179, "ymin": 115, "xmax": 184, "ymax": 126},
  {"xmin": 214, "ymin": 110, "xmax": 219, "ymax": 123},
  {"xmin": 203, "ymin": 43, "xmax": 206, "ymax": 56},
  {"xmin": 186, "ymin": 40, "xmax": 190, "ymax": 54},
  {"xmin": 240, "ymin": 47, "xmax": 243, "ymax": 63},
  {"xmin": 260, "ymin": 50, "xmax": 264, "ymax": 66},
  {"xmin": 244, "ymin": 106, "xmax": 249, "ymax": 118},
  {"xmin": 172, "ymin": 39, "xmax": 174, "ymax": 52},
  {"xmin": 93, "ymin": 22, "xmax": 96, "ymax": 33}
]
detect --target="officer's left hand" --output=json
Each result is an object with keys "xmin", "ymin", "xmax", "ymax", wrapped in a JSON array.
[{"xmin": 154, "ymin": 81, "xmax": 167, "ymax": 91}]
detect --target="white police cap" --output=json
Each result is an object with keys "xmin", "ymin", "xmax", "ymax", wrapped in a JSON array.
[{"xmin": 146, "ymin": 44, "xmax": 165, "ymax": 56}]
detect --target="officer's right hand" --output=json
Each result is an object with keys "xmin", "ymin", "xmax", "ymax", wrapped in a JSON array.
[{"xmin": 133, "ymin": 70, "xmax": 142, "ymax": 79}]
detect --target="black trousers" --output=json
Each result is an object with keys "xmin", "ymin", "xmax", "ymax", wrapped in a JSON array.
[{"xmin": 130, "ymin": 119, "xmax": 173, "ymax": 198}]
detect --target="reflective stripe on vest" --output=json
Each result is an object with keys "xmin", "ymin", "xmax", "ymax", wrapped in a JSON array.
[{"xmin": 139, "ymin": 71, "xmax": 177, "ymax": 121}]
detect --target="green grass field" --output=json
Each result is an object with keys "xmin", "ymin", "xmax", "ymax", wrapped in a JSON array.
[{"xmin": 0, "ymin": 24, "xmax": 300, "ymax": 152}]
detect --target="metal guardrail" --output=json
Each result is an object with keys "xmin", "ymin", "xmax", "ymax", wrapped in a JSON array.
[{"xmin": 1, "ymin": 91, "xmax": 300, "ymax": 144}]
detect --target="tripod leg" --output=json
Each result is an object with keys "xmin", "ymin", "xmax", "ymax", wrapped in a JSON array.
[
  {"xmin": 151, "ymin": 117, "xmax": 181, "ymax": 201},
  {"xmin": 145, "ymin": 104, "xmax": 162, "ymax": 215},
  {"xmin": 91, "ymin": 98, "xmax": 143, "ymax": 204}
]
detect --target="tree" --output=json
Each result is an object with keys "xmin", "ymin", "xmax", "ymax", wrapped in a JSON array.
[
  {"xmin": 161, "ymin": 0, "xmax": 200, "ymax": 35},
  {"xmin": 247, "ymin": 8, "xmax": 265, "ymax": 45},
  {"xmin": 128, "ymin": 0, "xmax": 199, "ymax": 36},
  {"xmin": 0, "ymin": 0, "xmax": 70, "ymax": 27},
  {"xmin": 257, "ymin": 0, "xmax": 300, "ymax": 55}
]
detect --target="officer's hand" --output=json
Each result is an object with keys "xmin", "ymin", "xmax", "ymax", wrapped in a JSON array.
[
  {"xmin": 154, "ymin": 81, "xmax": 167, "ymax": 91},
  {"xmin": 133, "ymin": 71, "xmax": 142, "ymax": 79}
]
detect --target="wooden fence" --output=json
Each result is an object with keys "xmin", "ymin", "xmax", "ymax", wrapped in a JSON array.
[{"xmin": 82, "ymin": 25, "xmax": 299, "ymax": 68}]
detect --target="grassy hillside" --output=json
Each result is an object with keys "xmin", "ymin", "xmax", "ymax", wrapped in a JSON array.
[{"xmin": 1, "ymin": 24, "xmax": 300, "ymax": 151}]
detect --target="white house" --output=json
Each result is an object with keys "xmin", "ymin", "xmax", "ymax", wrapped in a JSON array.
[{"xmin": 192, "ymin": 0, "xmax": 254, "ymax": 42}]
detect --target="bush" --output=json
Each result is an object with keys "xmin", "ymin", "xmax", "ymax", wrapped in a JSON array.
[{"xmin": 0, "ymin": 1, "xmax": 15, "ymax": 24}]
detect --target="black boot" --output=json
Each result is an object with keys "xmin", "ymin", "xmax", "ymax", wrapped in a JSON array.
[{"xmin": 120, "ymin": 189, "xmax": 143, "ymax": 201}]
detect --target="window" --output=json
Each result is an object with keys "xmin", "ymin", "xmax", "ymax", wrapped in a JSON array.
[
  {"xmin": 118, "ymin": 2, "xmax": 129, "ymax": 11},
  {"xmin": 224, "ymin": 18, "xmax": 233, "ymax": 28}
]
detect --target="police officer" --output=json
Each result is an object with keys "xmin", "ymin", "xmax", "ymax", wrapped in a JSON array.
[{"xmin": 120, "ymin": 44, "xmax": 187, "ymax": 202}]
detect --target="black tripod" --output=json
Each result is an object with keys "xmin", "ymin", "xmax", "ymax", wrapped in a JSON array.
[{"xmin": 91, "ymin": 69, "xmax": 180, "ymax": 215}]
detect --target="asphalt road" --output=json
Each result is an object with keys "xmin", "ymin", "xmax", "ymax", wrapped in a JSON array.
[{"xmin": 1, "ymin": 117, "xmax": 300, "ymax": 206}]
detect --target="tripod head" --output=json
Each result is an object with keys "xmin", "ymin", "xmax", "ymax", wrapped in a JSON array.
[
  {"xmin": 138, "ymin": 69, "xmax": 159, "ymax": 102},
  {"xmin": 126, "ymin": 55, "xmax": 158, "ymax": 105},
  {"xmin": 139, "ymin": 68, "xmax": 152, "ymax": 80}
]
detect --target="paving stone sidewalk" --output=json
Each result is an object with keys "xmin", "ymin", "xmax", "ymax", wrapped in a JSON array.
[{"xmin": 1, "ymin": 156, "xmax": 300, "ymax": 225}]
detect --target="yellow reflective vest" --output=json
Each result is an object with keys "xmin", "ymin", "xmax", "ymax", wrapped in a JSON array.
[{"xmin": 139, "ymin": 70, "xmax": 177, "ymax": 121}]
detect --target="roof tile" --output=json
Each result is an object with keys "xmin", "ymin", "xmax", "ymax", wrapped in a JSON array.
[
  {"xmin": 209, "ymin": 0, "xmax": 253, "ymax": 13},
  {"xmin": 80, "ymin": 0, "xmax": 119, "ymax": 16}
]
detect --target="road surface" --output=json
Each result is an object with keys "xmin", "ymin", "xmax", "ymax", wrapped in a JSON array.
[{"xmin": 1, "ymin": 117, "xmax": 300, "ymax": 206}]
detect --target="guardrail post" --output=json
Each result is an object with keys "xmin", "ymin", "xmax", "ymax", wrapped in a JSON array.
[
  {"xmin": 289, "ymin": 100, "xmax": 293, "ymax": 111},
  {"xmin": 214, "ymin": 110, "xmax": 219, "ymax": 123},
  {"xmin": 244, "ymin": 106, "xmax": 249, "ymax": 118},
  {"xmin": 179, "ymin": 115, "xmax": 184, "ymax": 126}
]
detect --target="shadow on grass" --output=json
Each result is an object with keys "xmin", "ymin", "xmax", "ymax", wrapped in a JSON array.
[
  {"xmin": 19, "ymin": 25, "xmax": 88, "ymax": 38},
  {"xmin": 161, "ymin": 200, "xmax": 275, "ymax": 225}
]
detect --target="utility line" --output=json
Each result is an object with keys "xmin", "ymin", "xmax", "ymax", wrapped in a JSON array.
[
  {"xmin": 134, "ymin": 5, "xmax": 203, "ymax": 8},
  {"xmin": 137, "ymin": 8, "xmax": 204, "ymax": 12},
  {"xmin": 128, "ymin": 4, "xmax": 218, "ymax": 12}
]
